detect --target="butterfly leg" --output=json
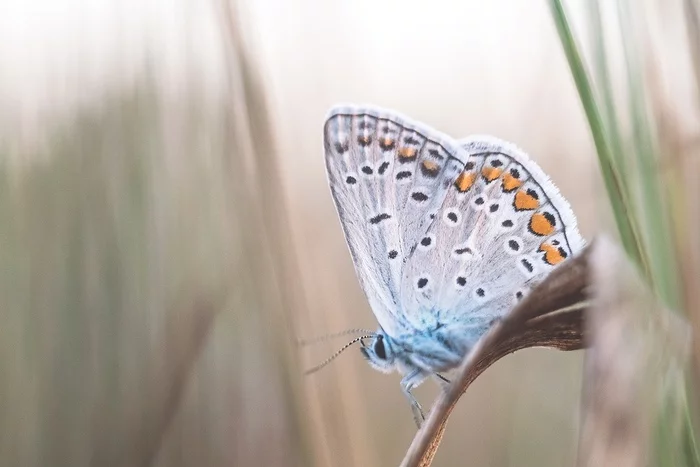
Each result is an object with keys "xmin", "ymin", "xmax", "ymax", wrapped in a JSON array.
[
  {"xmin": 433, "ymin": 373, "xmax": 451, "ymax": 389},
  {"xmin": 401, "ymin": 370, "xmax": 427, "ymax": 428}
]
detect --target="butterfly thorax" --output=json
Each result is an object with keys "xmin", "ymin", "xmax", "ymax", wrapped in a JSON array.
[{"xmin": 362, "ymin": 323, "xmax": 485, "ymax": 376}]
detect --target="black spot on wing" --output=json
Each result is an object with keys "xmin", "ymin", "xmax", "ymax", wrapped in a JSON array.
[
  {"xmin": 335, "ymin": 142, "xmax": 349, "ymax": 154},
  {"xmin": 544, "ymin": 211, "xmax": 556, "ymax": 226},
  {"xmin": 411, "ymin": 192, "xmax": 429, "ymax": 202},
  {"xmin": 420, "ymin": 162, "xmax": 440, "ymax": 178},
  {"xmin": 428, "ymin": 148, "xmax": 445, "ymax": 160},
  {"xmin": 369, "ymin": 213, "xmax": 391, "ymax": 224}
]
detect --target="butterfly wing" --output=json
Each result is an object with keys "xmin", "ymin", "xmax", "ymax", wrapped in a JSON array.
[
  {"xmin": 399, "ymin": 135, "xmax": 585, "ymax": 332},
  {"xmin": 323, "ymin": 105, "xmax": 468, "ymax": 336}
]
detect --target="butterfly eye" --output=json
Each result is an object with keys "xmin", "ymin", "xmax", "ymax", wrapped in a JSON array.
[{"xmin": 374, "ymin": 337, "xmax": 387, "ymax": 360}]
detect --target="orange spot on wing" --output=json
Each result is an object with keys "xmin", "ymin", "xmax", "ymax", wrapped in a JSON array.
[
  {"xmin": 514, "ymin": 190, "xmax": 539, "ymax": 210},
  {"xmin": 481, "ymin": 166, "xmax": 503, "ymax": 182},
  {"xmin": 529, "ymin": 213, "xmax": 555, "ymax": 236},
  {"xmin": 422, "ymin": 160, "xmax": 439, "ymax": 171},
  {"xmin": 420, "ymin": 159, "xmax": 441, "ymax": 177},
  {"xmin": 502, "ymin": 173, "xmax": 523, "ymax": 192},
  {"xmin": 539, "ymin": 242, "xmax": 566, "ymax": 265},
  {"xmin": 380, "ymin": 138, "xmax": 395, "ymax": 148},
  {"xmin": 398, "ymin": 147, "xmax": 417, "ymax": 160},
  {"xmin": 454, "ymin": 172, "xmax": 476, "ymax": 192}
]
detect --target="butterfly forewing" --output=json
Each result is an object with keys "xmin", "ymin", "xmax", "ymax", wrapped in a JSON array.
[{"xmin": 323, "ymin": 105, "xmax": 468, "ymax": 335}]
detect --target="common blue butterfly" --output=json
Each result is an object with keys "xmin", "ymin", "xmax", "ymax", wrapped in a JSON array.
[{"xmin": 322, "ymin": 104, "xmax": 585, "ymax": 425}]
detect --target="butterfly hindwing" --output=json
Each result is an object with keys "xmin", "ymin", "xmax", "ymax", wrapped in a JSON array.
[
  {"xmin": 400, "ymin": 135, "xmax": 585, "ymax": 328},
  {"xmin": 323, "ymin": 105, "xmax": 468, "ymax": 335}
]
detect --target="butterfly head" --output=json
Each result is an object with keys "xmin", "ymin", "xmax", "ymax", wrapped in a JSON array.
[{"xmin": 360, "ymin": 330, "xmax": 396, "ymax": 373}]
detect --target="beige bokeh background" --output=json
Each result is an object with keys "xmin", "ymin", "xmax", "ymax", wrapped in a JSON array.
[{"xmin": 1, "ymin": 1, "xmax": 609, "ymax": 466}]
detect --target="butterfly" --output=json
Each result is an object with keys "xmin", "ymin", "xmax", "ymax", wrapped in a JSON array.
[{"xmin": 321, "ymin": 104, "xmax": 585, "ymax": 425}]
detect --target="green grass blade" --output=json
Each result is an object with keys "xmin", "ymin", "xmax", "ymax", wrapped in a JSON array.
[
  {"xmin": 550, "ymin": 2, "xmax": 700, "ymax": 466},
  {"xmin": 548, "ymin": 0, "xmax": 646, "ymax": 272},
  {"xmin": 616, "ymin": 0, "xmax": 680, "ymax": 310},
  {"xmin": 586, "ymin": 1, "xmax": 630, "ymax": 193}
]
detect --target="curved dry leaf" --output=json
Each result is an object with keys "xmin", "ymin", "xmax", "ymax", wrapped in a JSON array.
[{"xmin": 401, "ymin": 243, "xmax": 592, "ymax": 467}]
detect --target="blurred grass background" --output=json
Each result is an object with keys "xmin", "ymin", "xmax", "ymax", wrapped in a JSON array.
[
  {"xmin": 0, "ymin": 0, "xmax": 697, "ymax": 466},
  {"xmin": 551, "ymin": 0, "xmax": 700, "ymax": 465}
]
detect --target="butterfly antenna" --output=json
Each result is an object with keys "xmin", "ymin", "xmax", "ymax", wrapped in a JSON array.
[
  {"xmin": 304, "ymin": 334, "xmax": 376, "ymax": 375},
  {"xmin": 297, "ymin": 328, "xmax": 375, "ymax": 347}
]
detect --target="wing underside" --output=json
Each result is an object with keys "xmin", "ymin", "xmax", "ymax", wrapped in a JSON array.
[
  {"xmin": 399, "ymin": 135, "xmax": 585, "ymax": 329},
  {"xmin": 323, "ymin": 105, "xmax": 467, "ymax": 335},
  {"xmin": 324, "ymin": 105, "xmax": 584, "ymax": 337}
]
